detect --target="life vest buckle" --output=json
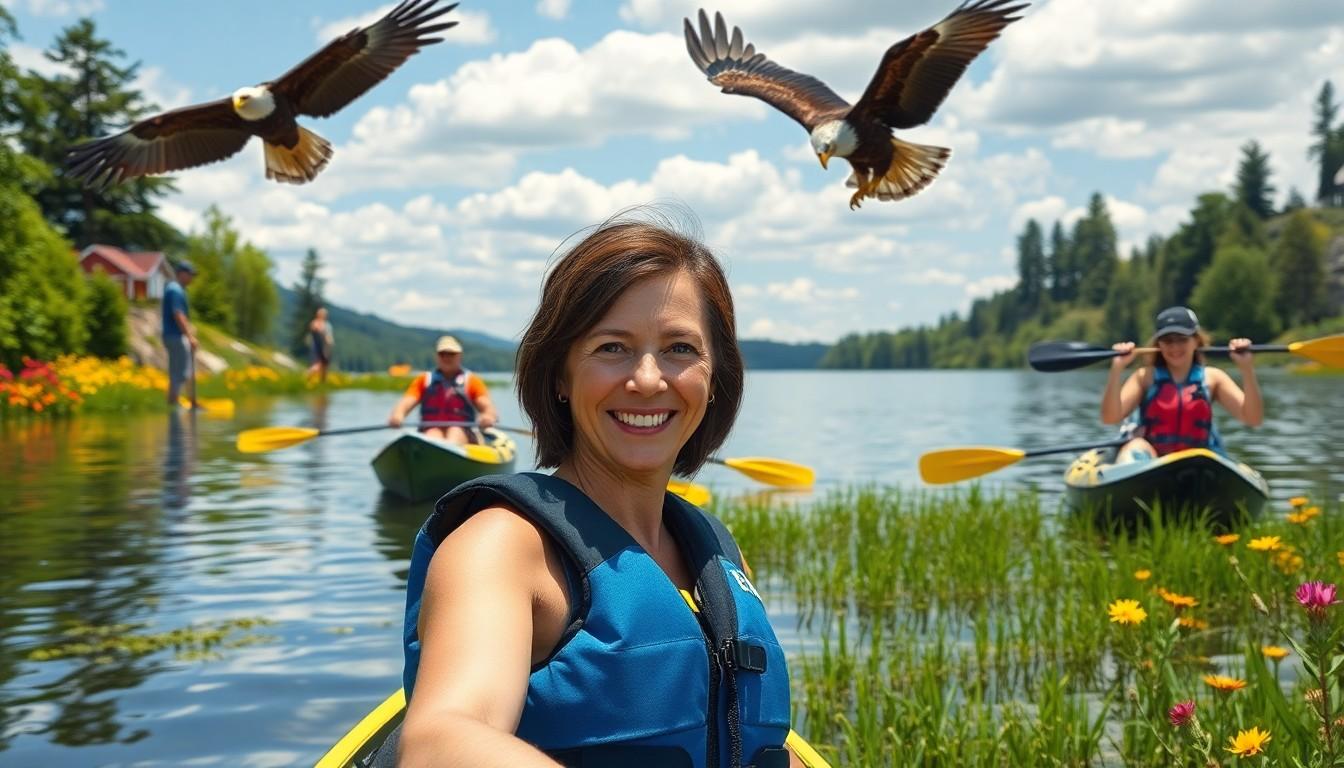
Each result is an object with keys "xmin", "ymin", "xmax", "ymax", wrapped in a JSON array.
[{"xmin": 724, "ymin": 639, "xmax": 767, "ymax": 673}]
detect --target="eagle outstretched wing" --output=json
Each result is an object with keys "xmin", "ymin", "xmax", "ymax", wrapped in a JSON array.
[
  {"xmin": 850, "ymin": 0, "xmax": 1026, "ymax": 129},
  {"xmin": 272, "ymin": 0, "xmax": 458, "ymax": 119},
  {"xmin": 684, "ymin": 10, "xmax": 850, "ymax": 132},
  {"xmin": 65, "ymin": 99, "xmax": 249, "ymax": 190}
]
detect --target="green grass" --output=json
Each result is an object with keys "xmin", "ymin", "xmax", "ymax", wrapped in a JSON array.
[{"xmin": 719, "ymin": 487, "xmax": 1343, "ymax": 766}]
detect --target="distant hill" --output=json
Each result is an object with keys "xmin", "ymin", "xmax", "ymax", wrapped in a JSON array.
[
  {"xmin": 274, "ymin": 286, "xmax": 517, "ymax": 372},
  {"xmin": 273, "ymin": 287, "xmax": 831, "ymax": 371},
  {"xmin": 739, "ymin": 339, "xmax": 828, "ymax": 370}
]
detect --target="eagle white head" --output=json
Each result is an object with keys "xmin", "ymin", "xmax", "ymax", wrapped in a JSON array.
[
  {"xmin": 809, "ymin": 120, "xmax": 859, "ymax": 170},
  {"xmin": 231, "ymin": 86, "xmax": 276, "ymax": 121}
]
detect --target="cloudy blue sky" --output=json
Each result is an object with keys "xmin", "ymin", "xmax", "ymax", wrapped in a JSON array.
[{"xmin": 5, "ymin": 0, "xmax": 1342, "ymax": 342}]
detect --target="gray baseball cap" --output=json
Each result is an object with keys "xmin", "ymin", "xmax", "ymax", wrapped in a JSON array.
[{"xmin": 1153, "ymin": 306, "xmax": 1199, "ymax": 337}]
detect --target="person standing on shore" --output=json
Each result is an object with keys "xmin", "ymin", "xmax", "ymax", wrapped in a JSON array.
[
  {"xmin": 162, "ymin": 261, "xmax": 199, "ymax": 408},
  {"xmin": 306, "ymin": 307, "xmax": 335, "ymax": 383}
]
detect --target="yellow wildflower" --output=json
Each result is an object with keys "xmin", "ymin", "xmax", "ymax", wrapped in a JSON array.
[
  {"xmin": 1248, "ymin": 536, "xmax": 1282, "ymax": 552},
  {"xmin": 1134, "ymin": 569, "xmax": 1151, "ymax": 581},
  {"xmin": 1203, "ymin": 674, "xmax": 1248, "ymax": 692},
  {"xmin": 1178, "ymin": 616, "xmax": 1210, "ymax": 630},
  {"xmin": 1261, "ymin": 645, "xmax": 1290, "ymax": 660},
  {"xmin": 1225, "ymin": 726, "xmax": 1271, "ymax": 757},
  {"xmin": 1214, "ymin": 533, "xmax": 1240, "ymax": 546},
  {"xmin": 1157, "ymin": 587, "xmax": 1199, "ymax": 609},
  {"xmin": 1289, "ymin": 496, "xmax": 1310, "ymax": 508},
  {"xmin": 1108, "ymin": 599, "xmax": 1147, "ymax": 625}
]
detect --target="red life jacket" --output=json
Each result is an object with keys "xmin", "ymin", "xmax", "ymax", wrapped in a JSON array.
[
  {"xmin": 1138, "ymin": 364, "xmax": 1222, "ymax": 456},
  {"xmin": 420, "ymin": 369, "xmax": 477, "ymax": 425}
]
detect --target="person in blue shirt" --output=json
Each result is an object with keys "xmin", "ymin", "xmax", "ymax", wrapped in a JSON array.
[{"xmin": 161, "ymin": 261, "xmax": 199, "ymax": 407}]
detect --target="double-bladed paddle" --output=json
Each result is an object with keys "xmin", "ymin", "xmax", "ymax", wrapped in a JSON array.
[
  {"xmin": 235, "ymin": 421, "xmax": 815, "ymax": 488},
  {"xmin": 1027, "ymin": 334, "xmax": 1344, "ymax": 372},
  {"xmin": 919, "ymin": 437, "xmax": 1130, "ymax": 485}
]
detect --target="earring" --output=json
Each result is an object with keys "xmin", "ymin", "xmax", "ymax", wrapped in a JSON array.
[
  {"xmin": 557, "ymin": 393, "xmax": 568, "ymax": 404},
  {"xmin": 708, "ymin": 394, "xmax": 715, "ymax": 405}
]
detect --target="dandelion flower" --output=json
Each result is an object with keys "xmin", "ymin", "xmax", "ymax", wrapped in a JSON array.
[
  {"xmin": 1215, "ymin": 533, "xmax": 1240, "ymax": 546},
  {"xmin": 1168, "ymin": 699, "xmax": 1196, "ymax": 728},
  {"xmin": 1248, "ymin": 536, "xmax": 1282, "ymax": 552},
  {"xmin": 1289, "ymin": 496, "xmax": 1310, "ymax": 508},
  {"xmin": 1225, "ymin": 726, "xmax": 1271, "ymax": 757},
  {"xmin": 1261, "ymin": 645, "xmax": 1290, "ymax": 660},
  {"xmin": 1178, "ymin": 616, "xmax": 1209, "ymax": 630},
  {"xmin": 1108, "ymin": 599, "xmax": 1147, "ymax": 625},
  {"xmin": 1203, "ymin": 674, "xmax": 1248, "ymax": 692},
  {"xmin": 1134, "ymin": 569, "xmax": 1151, "ymax": 581}
]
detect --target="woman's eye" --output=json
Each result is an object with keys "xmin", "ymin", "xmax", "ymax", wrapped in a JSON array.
[
  {"xmin": 596, "ymin": 342, "xmax": 624, "ymax": 354},
  {"xmin": 669, "ymin": 342, "xmax": 697, "ymax": 355}
]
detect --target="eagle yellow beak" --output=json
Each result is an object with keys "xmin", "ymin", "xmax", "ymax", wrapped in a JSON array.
[
  {"xmin": 232, "ymin": 95, "xmax": 243, "ymax": 110},
  {"xmin": 817, "ymin": 151, "xmax": 831, "ymax": 170}
]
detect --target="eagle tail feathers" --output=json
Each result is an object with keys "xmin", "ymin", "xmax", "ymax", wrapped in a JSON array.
[
  {"xmin": 264, "ymin": 127, "xmax": 333, "ymax": 185},
  {"xmin": 846, "ymin": 137, "xmax": 950, "ymax": 203}
]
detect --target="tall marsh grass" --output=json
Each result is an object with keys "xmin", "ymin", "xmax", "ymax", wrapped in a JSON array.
[{"xmin": 720, "ymin": 487, "xmax": 1342, "ymax": 766}]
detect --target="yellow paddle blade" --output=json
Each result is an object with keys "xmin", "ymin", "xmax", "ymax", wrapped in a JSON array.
[
  {"xmin": 235, "ymin": 426, "xmax": 320, "ymax": 454},
  {"xmin": 1290, "ymin": 335, "xmax": 1344, "ymax": 367},
  {"xmin": 462, "ymin": 443, "xmax": 506, "ymax": 463},
  {"xmin": 718, "ymin": 457, "xmax": 815, "ymax": 488},
  {"xmin": 918, "ymin": 446, "xmax": 1027, "ymax": 485},
  {"xmin": 181, "ymin": 396, "xmax": 235, "ymax": 417},
  {"xmin": 667, "ymin": 479, "xmax": 712, "ymax": 507},
  {"xmin": 787, "ymin": 729, "xmax": 833, "ymax": 768}
]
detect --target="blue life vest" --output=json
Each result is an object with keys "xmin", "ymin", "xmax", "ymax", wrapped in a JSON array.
[
  {"xmin": 1137, "ymin": 363, "xmax": 1223, "ymax": 456},
  {"xmin": 419, "ymin": 369, "xmax": 477, "ymax": 425},
  {"xmin": 402, "ymin": 472, "xmax": 793, "ymax": 768}
]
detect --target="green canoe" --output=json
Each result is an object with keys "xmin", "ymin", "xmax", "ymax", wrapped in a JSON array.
[
  {"xmin": 371, "ymin": 428, "xmax": 517, "ymax": 502},
  {"xmin": 314, "ymin": 689, "xmax": 834, "ymax": 768},
  {"xmin": 1064, "ymin": 446, "xmax": 1269, "ymax": 528}
]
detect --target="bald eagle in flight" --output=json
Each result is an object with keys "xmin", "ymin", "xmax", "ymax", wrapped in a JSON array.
[
  {"xmin": 66, "ymin": 0, "xmax": 457, "ymax": 189},
  {"xmin": 685, "ymin": 1, "xmax": 1026, "ymax": 209}
]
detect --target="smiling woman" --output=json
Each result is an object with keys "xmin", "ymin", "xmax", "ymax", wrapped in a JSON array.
[{"xmin": 393, "ymin": 208, "xmax": 818, "ymax": 768}]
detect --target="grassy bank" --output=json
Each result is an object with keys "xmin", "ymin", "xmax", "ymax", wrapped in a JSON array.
[
  {"xmin": 720, "ymin": 487, "xmax": 1341, "ymax": 766},
  {"xmin": 0, "ymin": 355, "xmax": 445, "ymax": 419}
]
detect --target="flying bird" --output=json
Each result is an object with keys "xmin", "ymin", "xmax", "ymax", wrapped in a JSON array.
[
  {"xmin": 66, "ymin": 0, "xmax": 458, "ymax": 189},
  {"xmin": 684, "ymin": 1, "xmax": 1026, "ymax": 209}
]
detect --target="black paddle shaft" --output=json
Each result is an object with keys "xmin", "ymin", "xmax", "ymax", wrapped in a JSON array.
[
  {"xmin": 1027, "ymin": 341, "xmax": 1287, "ymax": 372},
  {"xmin": 1023, "ymin": 437, "xmax": 1129, "ymax": 458}
]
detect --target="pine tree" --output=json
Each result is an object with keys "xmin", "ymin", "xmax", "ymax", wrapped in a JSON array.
[
  {"xmin": 13, "ymin": 19, "xmax": 179, "ymax": 248},
  {"xmin": 1272, "ymin": 211, "xmax": 1329, "ymax": 328},
  {"xmin": 1047, "ymin": 221, "xmax": 1072, "ymax": 302},
  {"xmin": 291, "ymin": 249, "xmax": 326, "ymax": 357},
  {"xmin": 1283, "ymin": 187, "xmax": 1308, "ymax": 213},
  {"xmin": 1075, "ymin": 193, "xmax": 1119, "ymax": 306},
  {"xmin": 1233, "ymin": 140, "xmax": 1276, "ymax": 219},
  {"xmin": 1309, "ymin": 81, "xmax": 1343, "ymax": 206},
  {"xmin": 1016, "ymin": 219, "xmax": 1046, "ymax": 311}
]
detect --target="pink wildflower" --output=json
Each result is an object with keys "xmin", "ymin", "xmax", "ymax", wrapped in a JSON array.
[
  {"xmin": 1168, "ymin": 699, "xmax": 1196, "ymax": 728},
  {"xmin": 1296, "ymin": 581, "xmax": 1339, "ymax": 621}
]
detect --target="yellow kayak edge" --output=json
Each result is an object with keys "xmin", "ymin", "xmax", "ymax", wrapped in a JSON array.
[{"xmin": 314, "ymin": 688, "xmax": 832, "ymax": 768}]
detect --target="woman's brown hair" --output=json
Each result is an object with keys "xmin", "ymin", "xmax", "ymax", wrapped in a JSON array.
[{"xmin": 515, "ymin": 207, "xmax": 743, "ymax": 476}]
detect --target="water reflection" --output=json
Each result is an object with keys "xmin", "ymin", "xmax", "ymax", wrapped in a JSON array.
[{"xmin": 162, "ymin": 409, "xmax": 196, "ymax": 512}]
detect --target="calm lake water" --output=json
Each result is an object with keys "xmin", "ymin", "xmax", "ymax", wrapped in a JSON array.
[{"xmin": 1, "ymin": 369, "xmax": 1339, "ymax": 766}]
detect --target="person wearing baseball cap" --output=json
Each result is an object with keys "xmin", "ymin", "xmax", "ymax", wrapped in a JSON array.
[
  {"xmin": 162, "ymin": 260, "xmax": 199, "ymax": 407},
  {"xmin": 1100, "ymin": 305, "xmax": 1262, "ymax": 461},
  {"xmin": 387, "ymin": 335, "xmax": 498, "ymax": 444}
]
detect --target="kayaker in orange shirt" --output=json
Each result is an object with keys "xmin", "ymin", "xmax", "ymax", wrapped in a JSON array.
[{"xmin": 388, "ymin": 335, "xmax": 498, "ymax": 445}]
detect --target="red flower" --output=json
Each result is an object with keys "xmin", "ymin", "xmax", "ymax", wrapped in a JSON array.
[{"xmin": 1168, "ymin": 699, "xmax": 1196, "ymax": 728}]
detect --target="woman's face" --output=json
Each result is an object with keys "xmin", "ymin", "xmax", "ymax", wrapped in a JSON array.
[
  {"xmin": 1157, "ymin": 333, "xmax": 1196, "ymax": 364},
  {"xmin": 560, "ymin": 269, "xmax": 713, "ymax": 478}
]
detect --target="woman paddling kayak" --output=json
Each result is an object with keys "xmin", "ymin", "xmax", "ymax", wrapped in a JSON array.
[{"xmin": 1101, "ymin": 305, "xmax": 1263, "ymax": 462}]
